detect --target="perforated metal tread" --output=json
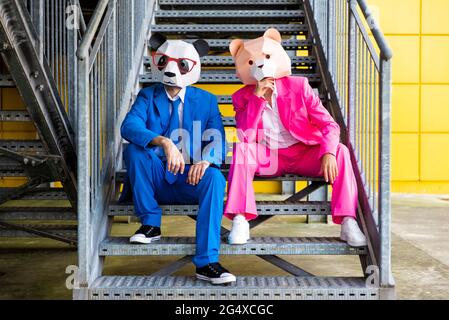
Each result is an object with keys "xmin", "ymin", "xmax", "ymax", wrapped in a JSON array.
[
  {"xmin": 0, "ymin": 74, "xmax": 14, "ymax": 87},
  {"xmin": 151, "ymin": 24, "xmax": 308, "ymax": 36},
  {"xmin": 89, "ymin": 276, "xmax": 378, "ymax": 300},
  {"xmin": 0, "ymin": 160, "xmax": 25, "ymax": 177},
  {"xmin": 150, "ymin": 39, "xmax": 313, "ymax": 51},
  {"xmin": 140, "ymin": 71, "xmax": 320, "ymax": 85},
  {"xmin": 108, "ymin": 200, "xmax": 330, "ymax": 217},
  {"xmin": 0, "ymin": 224, "xmax": 76, "ymax": 238},
  {"xmin": 0, "ymin": 188, "xmax": 68, "ymax": 200},
  {"xmin": 144, "ymin": 56, "xmax": 316, "ymax": 67},
  {"xmin": 216, "ymin": 94, "xmax": 325, "ymax": 104},
  {"xmin": 155, "ymin": 10, "xmax": 304, "ymax": 23},
  {"xmin": 0, "ymin": 140, "xmax": 45, "ymax": 153},
  {"xmin": 100, "ymin": 237, "xmax": 366, "ymax": 256},
  {"xmin": 159, "ymin": 0, "xmax": 302, "ymax": 5},
  {"xmin": 115, "ymin": 168, "xmax": 325, "ymax": 183},
  {"xmin": 0, "ymin": 207, "xmax": 75, "ymax": 220},
  {"xmin": 0, "ymin": 110, "xmax": 31, "ymax": 122}
]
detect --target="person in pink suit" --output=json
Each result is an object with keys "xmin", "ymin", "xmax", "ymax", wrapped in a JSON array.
[{"xmin": 224, "ymin": 28, "xmax": 367, "ymax": 247}]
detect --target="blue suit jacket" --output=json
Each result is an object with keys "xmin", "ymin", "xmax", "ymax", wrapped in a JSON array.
[{"xmin": 120, "ymin": 84, "xmax": 226, "ymax": 201}]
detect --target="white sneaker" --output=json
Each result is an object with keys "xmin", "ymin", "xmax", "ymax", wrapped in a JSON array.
[
  {"xmin": 340, "ymin": 217, "xmax": 367, "ymax": 247},
  {"xmin": 228, "ymin": 215, "xmax": 250, "ymax": 245}
]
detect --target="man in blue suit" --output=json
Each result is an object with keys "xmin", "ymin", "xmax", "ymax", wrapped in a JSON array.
[{"xmin": 120, "ymin": 34, "xmax": 235, "ymax": 285}]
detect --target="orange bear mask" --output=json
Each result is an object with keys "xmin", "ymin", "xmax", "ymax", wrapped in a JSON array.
[{"xmin": 230, "ymin": 28, "xmax": 292, "ymax": 85}]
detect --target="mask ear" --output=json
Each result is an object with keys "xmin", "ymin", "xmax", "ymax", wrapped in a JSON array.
[
  {"xmin": 229, "ymin": 39, "xmax": 244, "ymax": 58},
  {"xmin": 263, "ymin": 28, "xmax": 282, "ymax": 43},
  {"xmin": 192, "ymin": 39, "xmax": 210, "ymax": 57},
  {"xmin": 150, "ymin": 33, "xmax": 167, "ymax": 51}
]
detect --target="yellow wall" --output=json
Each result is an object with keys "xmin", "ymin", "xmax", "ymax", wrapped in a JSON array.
[{"xmin": 369, "ymin": 0, "xmax": 449, "ymax": 194}]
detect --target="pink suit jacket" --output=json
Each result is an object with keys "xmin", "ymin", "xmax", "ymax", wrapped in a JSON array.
[{"xmin": 232, "ymin": 75, "xmax": 341, "ymax": 158}]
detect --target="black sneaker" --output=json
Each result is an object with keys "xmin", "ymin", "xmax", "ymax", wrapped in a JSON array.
[
  {"xmin": 196, "ymin": 263, "xmax": 236, "ymax": 285},
  {"xmin": 129, "ymin": 225, "xmax": 161, "ymax": 244}
]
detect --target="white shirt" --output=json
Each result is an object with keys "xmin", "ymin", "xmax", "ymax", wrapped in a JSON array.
[
  {"xmin": 260, "ymin": 84, "xmax": 299, "ymax": 149},
  {"xmin": 164, "ymin": 86, "xmax": 186, "ymax": 128}
]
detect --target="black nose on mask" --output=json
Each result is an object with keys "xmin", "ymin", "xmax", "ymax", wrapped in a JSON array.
[{"xmin": 164, "ymin": 72, "xmax": 176, "ymax": 78}]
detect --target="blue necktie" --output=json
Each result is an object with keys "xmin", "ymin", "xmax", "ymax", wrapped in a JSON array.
[{"xmin": 165, "ymin": 98, "xmax": 182, "ymax": 184}]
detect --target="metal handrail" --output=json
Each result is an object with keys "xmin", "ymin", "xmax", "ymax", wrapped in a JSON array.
[
  {"xmin": 75, "ymin": 0, "xmax": 156, "ymax": 297},
  {"xmin": 307, "ymin": 0, "xmax": 394, "ymax": 291},
  {"xmin": 77, "ymin": 0, "xmax": 110, "ymax": 60},
  {"xmin": 356, "ymin": 0, "xmax": 393, "ymax": 60}
]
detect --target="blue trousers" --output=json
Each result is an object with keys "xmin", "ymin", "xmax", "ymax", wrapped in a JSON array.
[{"xmin": 123, "ymin": 143, "xmax": 226, "ymax": 268}]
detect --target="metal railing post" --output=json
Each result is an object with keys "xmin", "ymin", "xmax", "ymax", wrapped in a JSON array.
[
  {"xmin": 379, "ymin": 58, "xmax": 393, "ymax": 288},
  {"xmin": 76, "ymin": 56, "xmax": 90, "ymax": 296},
  {"xmin": 347, "ymin": 0, "xmax": 357, "ymax": 147}
]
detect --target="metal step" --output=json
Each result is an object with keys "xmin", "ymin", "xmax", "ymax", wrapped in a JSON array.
[
  {"xmin": 108, "ymin": 200, "xmax": 330, "ymax": 217},
  {"xmin": 0, "ymin": 74, "xmax": 15, "ymax": 87},
  {"xmin": 0, "ymin": 160, "xmax": 26, "ymax": 177},
  {"xmin": 216, "ymin": 94, "xmax": 324, "ymax": 104},
  {"xmin": 0, "ymin": 140, "xmax": 44, "ymax": 154},
  {"xmin": 159, "ymin": 0, "xmax": 303, "ymax": 10},
  {"xmin": 155, "ymin": 10, "xmax": 304, "ymax": 24},
  {"xmin": 0, "ymin": 224, "xmax": 76, "ymax": 238},
  {"xmin": 0, "ymin": 207, "xmax": 75, "ymax": 220},
  {"xmin": 0, "ymin": 188, "xmax": 68, "ymax": 200},
  {"xmin": 151, "ymin": 38, "xmax": 313, "ymax": 52},
  {"xmin": 89, "ymin": 276, "xmax": 378, "ymax": 300},
  {"xmin": 144, "ymin": 56, "xmax": 316, "ymax": 68},
  {"xmin": 115, "ymin": 168, "xmax": 325, "ymax": 184},
  {"xmin": 140, "ymin": 71, "xmax": 320, "ymax": 85},
  {"xmin": 99, "ymin": 237, "xmax": 366, "ymax": 256},
  {"xmin": 0, "ymin": 110, "xmax": 31, "ymax": 122},
  {"xmin": 150, "ymin": 24, "xmax": 308, "ymax": 37}
]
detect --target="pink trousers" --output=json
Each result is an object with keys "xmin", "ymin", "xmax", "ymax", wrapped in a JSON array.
[{"xmin": 224, "ymin": 142, "xmax": 358, "ymax": 224}]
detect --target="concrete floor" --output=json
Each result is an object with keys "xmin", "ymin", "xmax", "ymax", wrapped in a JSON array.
[{"xmin": 0, "ymin": 194, "xmax": 448, "ymax": 299}]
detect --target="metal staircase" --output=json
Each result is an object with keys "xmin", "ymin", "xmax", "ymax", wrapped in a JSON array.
[
  {"xmin": 0, "ymin": 0, "xmax": 82, "ymax": 244},
  {"xmin": 73, "ymin": 0, "xmax": 394, "ymax": 300}
]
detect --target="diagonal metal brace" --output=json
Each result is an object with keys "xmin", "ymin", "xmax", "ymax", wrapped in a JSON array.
[
  {"xmin": 150, "ymin": 255, "xmax": 193, "ymax": 277},
  {"xmin": 0, "ymin": 221, "xmax": 77, "ymax": 246},
  {"xmin": 258, "ymin": 255, "xmax": 314, "ymax": 277},
  {"xmin": 287, "ymin": 181, "xmax": 328, "ymax": 202}
]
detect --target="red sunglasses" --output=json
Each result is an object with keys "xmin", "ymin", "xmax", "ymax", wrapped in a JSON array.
[{"xmin": 151, "ymin": 52, "xmax": 198, "ymax": 74}]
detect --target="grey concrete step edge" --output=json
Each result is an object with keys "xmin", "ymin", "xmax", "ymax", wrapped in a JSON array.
[
  {"xmin": 99, "ymin": 237, "xmax": 367, "ymax": 256},
  {"xmin": 89, "ymin": 275, "xmax": 377, "ymax": 301},
  {"xmin": 108, "ymin": 201, "xmax": 331, "ymax": 217}
]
